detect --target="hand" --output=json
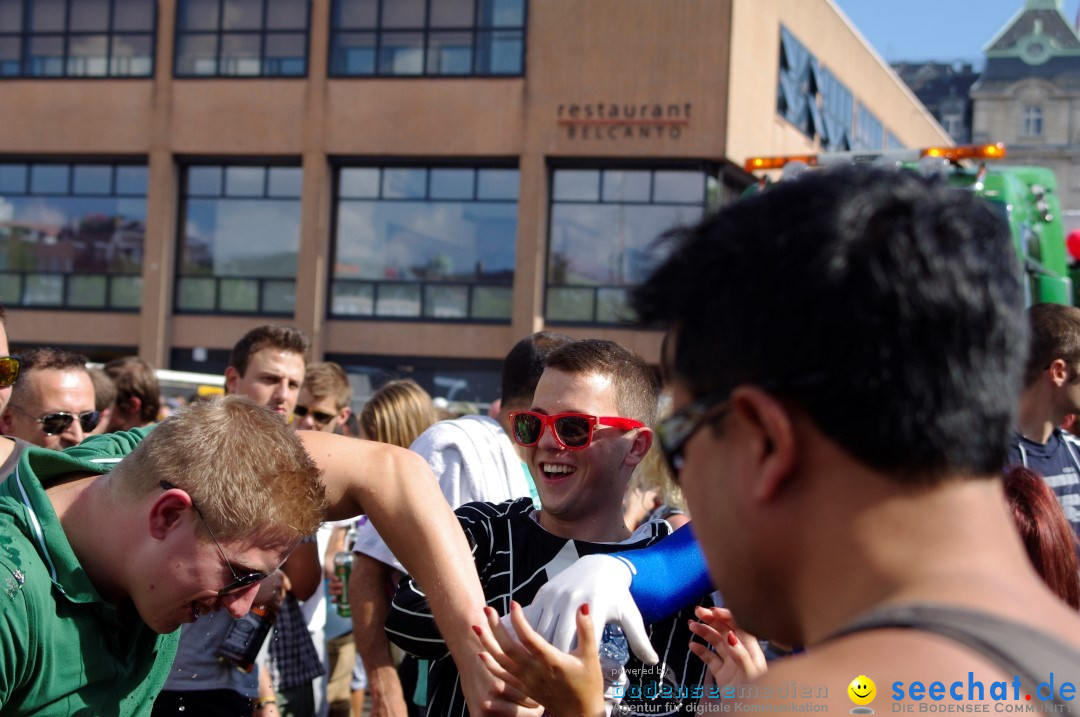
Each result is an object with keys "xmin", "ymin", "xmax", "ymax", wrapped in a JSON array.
[
  {"xmin": 326, "ymin": 573, "xmax": 343, "ymax": 603},
  {"xmin": 688, "ymin": 606, "xmax": 767, "ymax": 687},
  {"xmin": 365, "ymin": 667, "xmax": 410, "ymax": 717},
  {"xmin": 521, "ymin": 554, "xmax": 659, "ymax": 665},
  {"xmin": 478, "ymin": 602, "xmax": 605, "ymax": 717},
  {"xmin": 457, "ymin": 620, "xmax": 545, "ymax": 717}
]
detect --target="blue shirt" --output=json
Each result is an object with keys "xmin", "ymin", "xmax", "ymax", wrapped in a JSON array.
[{"xmin": 1007, "ymin": 429, "xmax": 1080, "ymax": 537}]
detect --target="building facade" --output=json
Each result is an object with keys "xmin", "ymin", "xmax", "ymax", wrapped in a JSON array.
[
  {"xmin": 0, "ymin": 0, "xmax": 947, "ymax": 403},
  {"xmin": 894, "ymin": 62, "xmax": 979, "ymax": 144},
  {"xmin": 972, "ymin": 0, "xmax": 1080, "ymax": 234}
]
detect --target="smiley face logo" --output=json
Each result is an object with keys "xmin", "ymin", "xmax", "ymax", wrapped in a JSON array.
[{"xmin": 848, "ymin": 675, "xmax": 877, "ymax": 710}]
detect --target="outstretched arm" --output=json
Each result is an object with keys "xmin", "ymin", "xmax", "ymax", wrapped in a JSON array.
[{"xmin": 300, "ymin": 432, "xmax": 503, "ymax": 715}]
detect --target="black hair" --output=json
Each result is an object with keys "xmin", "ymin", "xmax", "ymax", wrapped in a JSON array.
[
  {"xmin": 500, "ymin": 331, "xmax": 574, "ymax": 410},
  {"xmin": 632, "ymin": 165, "xmax": 1026, "ymax": 482},
  {"xmin": 1023, "ymin": 303, "xmax": 1080, "ymax": 386}
]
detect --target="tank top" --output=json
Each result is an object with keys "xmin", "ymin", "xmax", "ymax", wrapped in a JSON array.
[{"xmin": 830, "ymin": 604, "xmax": 1080, "ymax": 708}]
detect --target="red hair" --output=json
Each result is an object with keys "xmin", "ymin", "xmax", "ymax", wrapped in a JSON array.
[{"xmin": 1004, "ymin": 466, "xmax": 1080, "ymax": 610}]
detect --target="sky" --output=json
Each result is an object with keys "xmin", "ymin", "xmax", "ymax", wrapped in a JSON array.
[{"xmin": 832, "ymin": 0, "xmax": 1080, "ymax": 66}]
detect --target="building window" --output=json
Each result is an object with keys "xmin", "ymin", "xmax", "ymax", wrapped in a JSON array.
[
  {"xmin": 0, "ymin": 0, "xmax": 155, "ymax": 78},
  {"xmin": 176, "ymin": 164, "xmax": 302, "ymax": 315},
  {"xmin": 941, "ymin": 113, "xmax": 963, "ymax": 140},
  {"xmin": 777, "ymin": 27, "xmax": 853, "ymax": 151},
  {"xmin": 0, "ymin": 161, "xmax": 147, "ymax": 310},
  {"xmin": 1022, "ymin": 105, "xmax": 1043, "ymax": 138},
  {"xmin": 546, "ymin": 167, "xmax": 715, "ymax": 325},
  {"xmin": 854, "ymin": 103, "xmax": 884, "ymax": 150},
  {"xmin": 329, "ymin": 0, "xmax": 525, "ymax": 77},
  {"xmin": 174, "ymin": 0, "xmax": 309, "ymax": 77},
  {"xmin": 330, "ymin": 164, "xmax": 519, "ymax": 321}
]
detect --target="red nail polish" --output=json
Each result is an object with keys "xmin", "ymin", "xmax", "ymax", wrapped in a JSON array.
[
  {"xmin": 581, "ymin": 603, "xmax": 590, "ymax": 616},
  {"xmin": 472, "ymin": 625, "xmax": 483, "ymax": 637},
  {"xmin": 727, "ymin": 631, "xmax": 738, "ymax": 646}
]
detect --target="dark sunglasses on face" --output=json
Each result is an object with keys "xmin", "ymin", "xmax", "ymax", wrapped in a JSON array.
[
  {"xmin": 293, "ymin": 404, "xmax": 336, "ymax": 426},
  {"xmin": 509, "ymin": 410, "xmax": 644, "ymax": 450},
  {"xmin": 159, "ymin": 481, "xmax": 270, "ymax": 596},
  {"xmin": 19, "ymin": 408, "xmax": 102, "ymax": 436},
  {"xmin": 656, "ymin": 372, "xmax": 829, "ymax": 479},
  {"xmin": 656, "ymin": 394, "xmax": 730, "ymax": 479},
  {"xmin": 0, "ymin": 356, "xmax": 20, "ymax": 388}
]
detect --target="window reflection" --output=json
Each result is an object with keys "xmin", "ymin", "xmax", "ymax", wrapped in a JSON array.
[
  {"xmin": 175, "ymin": 0, "xmax": 309, "ymax": 78},
  {"xmin": 0, "ymin": 0, "xmax": 154, "ymax": 78},
  {"xmin": 330, "ymin": 0, "xmax": 525, "ymax": 77},
  {"xmin": 546, "ymin": 168, "xmax": 709, "ymax": 325},
  {"xmin": 176, "ymin": 164, "xmax": 302, "ymax": 315},
  {"xmin": 0, "ymin": 162, "xmax": 147, "ymax": 310},
  {"xmin": 332, "ymin": 165, "xmax": 518, "ymax": 321}
]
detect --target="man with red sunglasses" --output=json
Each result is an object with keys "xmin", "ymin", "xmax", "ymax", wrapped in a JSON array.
[
  {"xmin": 0, "ymin": 346, "xmax": 98, "ymax": 451},
  {"xmin": 386, "ymin": 339, "xmax": 712, "ymax": 716}
]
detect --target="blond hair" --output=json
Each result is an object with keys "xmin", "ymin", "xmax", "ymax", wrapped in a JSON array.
[
  {"xmin": 110, "ymin": 395, "xmax": 327, "ymax": 540},
  {"xmin": 304, "ymin": 362, "xmax": 352, "ymax": 410},
  {"xmin": 629, "ymin": 439, "xmax": 686, "ymax": 514},
  {"xmin": 359, "ymin": 379, "xmax": 438, "ymax": 449}
]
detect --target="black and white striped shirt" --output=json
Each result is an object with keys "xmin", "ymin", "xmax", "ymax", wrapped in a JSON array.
[{"xmin": 387, "ymin": 497, "xmax": 710, "ymax": 716}]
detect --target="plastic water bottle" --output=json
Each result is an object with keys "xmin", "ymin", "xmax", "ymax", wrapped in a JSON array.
[
  {"xmin": 598, "ymin": 623, "xmax": 630, "ymax": 676},
  {"xmin": 599, "ymin": 623, "xmax": 631, "ymax": 714}
]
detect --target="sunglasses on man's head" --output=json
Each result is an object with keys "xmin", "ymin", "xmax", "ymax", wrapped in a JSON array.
[
  {"xmin": 159, "ymin": 481, "xmax": 270, "ymax": 596},
  {"xmin": 293, "ymin": 404, "xmax": 336, "ymax": 426},
  {"xmin": 509, "ymin": 410, "xmax": 644, "ymax": 450},
  {"xmin": 0, "ymin": 356, "xmax": 20, "ymax": 388},
  {"xmin": 15, "ymin": 407, "xmax": 101, "ymax": 435}
]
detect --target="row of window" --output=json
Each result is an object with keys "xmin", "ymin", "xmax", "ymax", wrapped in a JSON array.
[
  {"xmin": 0, "ymin": 0, "xmax": 526, "ymax": 78},
  {"xmin": 777, "ymin": 26, "xmax": 900, "ymax": 152},
  {"xmin": 0, "ymin": 161, "xmax": 716, "ymax": 325}
]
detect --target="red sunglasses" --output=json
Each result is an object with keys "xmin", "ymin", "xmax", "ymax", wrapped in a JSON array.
[{"xmin": 509, "ymin": 410, "xmax": 644, "ymax": 450}]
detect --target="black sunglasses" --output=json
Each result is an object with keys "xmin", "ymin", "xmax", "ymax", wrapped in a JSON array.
[
  {"xmin": 293, "ymin": 404, "xmax": 336, "ymax": 426},
  {"xmin": 159, "ymin": 481, "xmax": 270, "ymax": 596},
  {"xmin": 658, "ymin": 372, "xmax": 830, "ymax": 479},
  {"xmin": 0, "ymin": 356, "xmax": 20, "ymax": 388},
  {"xmin": 14, "ymin": 407, "xmax": 101, "ymax": 436},
  {"xmin": 656, "ymin": 394, "xmax": 730, "ymax": 478}
]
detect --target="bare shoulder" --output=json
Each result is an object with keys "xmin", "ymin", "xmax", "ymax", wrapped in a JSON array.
[{"xmin": 745, "ymin": 630, "xmax": 1054, "ymax": 713}]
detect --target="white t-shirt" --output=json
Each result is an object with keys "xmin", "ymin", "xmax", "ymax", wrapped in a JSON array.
[{"xmin": 352, "ymin": 415, "xmax": 534, "ymax": 571}]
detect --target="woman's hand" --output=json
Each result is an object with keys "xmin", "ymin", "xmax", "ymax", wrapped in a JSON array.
[
  {"xmin": 476, "ymin": 601, "xmax": 605, "ymax": 717},
  {"xmin": 688, "ymin": 606, "xmax": 767, "ymax": 689}
]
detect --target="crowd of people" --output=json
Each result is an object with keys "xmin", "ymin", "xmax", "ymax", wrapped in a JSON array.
[{"xmin": 3, "ymin": 166, "xmax": 1080, "ymax": 717}]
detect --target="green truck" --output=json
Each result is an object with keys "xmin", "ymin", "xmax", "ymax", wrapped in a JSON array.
[{"xmin": 744, "ymin": 143, "xmax": 1073, "ymax": 306}]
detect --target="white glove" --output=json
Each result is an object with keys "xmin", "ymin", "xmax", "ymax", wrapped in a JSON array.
[{"xmin": 520, "ymin": 554, "xmax": 659, "ymax": 665}]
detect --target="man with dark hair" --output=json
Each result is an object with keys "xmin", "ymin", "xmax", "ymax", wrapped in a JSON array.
[
  {"xmin": 350, "ymin": 330, "xmax": 572, "ymax": 715},
  {"xmin": 157, "ymin": 325, "xmax": 319, "ymax": 717},
  {"xmin": 1009, "ymin": 303, "xmax": 1080, "ymax": 537},
  {"xmin": 104, "ymin": 355, "xmax": 161, "ymax": 431},
  {"xmin": 388, "ymin": 339, "xmax": 709, "ymax": 716},
  {"xmin": 0, "ymin": 347, "xmax": 99, "ymax": 450},
  {"xmin": 226, "ymin": 324, "xmax": 309, "ymax": 417},
  {"xmin": 517, "ymin": 166, "xmax": 1080, "ymax": 710}
]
